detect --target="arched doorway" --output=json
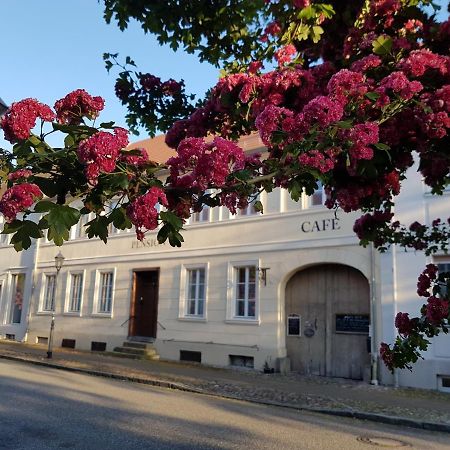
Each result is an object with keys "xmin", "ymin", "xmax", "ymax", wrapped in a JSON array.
[{"xmin": 285, "ymin": 264, "xmax": 370, "ymax": 379}]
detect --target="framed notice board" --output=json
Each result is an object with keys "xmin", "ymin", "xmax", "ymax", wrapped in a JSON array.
[
  {"xmin": 335, "ymin": 314, "xmax": 369, "ymax": 334},
  {"xmin": 287, "ymin": 314, "xmax": 301, "ymax": 336}
]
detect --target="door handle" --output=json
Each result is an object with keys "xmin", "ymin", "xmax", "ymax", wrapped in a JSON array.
[{"xmin": 139, "ymin": 296, "xmax": 144, "ymax": 304}]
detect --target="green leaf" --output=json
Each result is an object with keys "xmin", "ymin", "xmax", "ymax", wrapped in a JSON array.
[
  {"xmin": 86, "ymin": 215, "xmax": 109, "ymax": 243},
  {"xmin": 7, "ymin": 220, "xmax": 43, "ymax": 251},
  {"xmin": 372, "ymin": 35, "xmax": 392, "ymax": 55},
  {"xmin": 43, "ymin": 205, "xmax": 81, "ymax": 246},
  {"xmin": 159, "ymin": 211, "xmax": 183, "ymax": 230},
  {"xmin": 374, "ymin": 142, "xmax": 391, "ymax": 151},
  {"xmin": 33, "ymin": 200, "xmax": 56, "ymax": 213},
  {"xmin": 365, "ymin": 92, "xmax": 380, "ymax": 102},
  {"xmin": 253, "ymin": 200, "xmax": 263, "ymax": 213},
  {"xmin": 335, "ymin": 120, "xmax": 353, "ymax": 129}
]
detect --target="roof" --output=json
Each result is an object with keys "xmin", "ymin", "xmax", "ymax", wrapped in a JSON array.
[{"xmin": 127, "ymin": 133, "xmax": 265, "ymax": 164}]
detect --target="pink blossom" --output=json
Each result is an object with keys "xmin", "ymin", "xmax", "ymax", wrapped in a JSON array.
[
  {"xmin": 119, "ymin": 148, "xmax": 150, "ymax": 166},
  {"xmin": 127, "ymin": 187, "xmax": 167, "ymax": 241},
  {"xmin": 8, "ymin": 170, "xmax": 32, "ymax": 181},
  {"xmin": 264, "ymin": 21, "xmax": 281, "ymax": 36},
  {"xmin": 380, "ymin": 343, "xmax": 395, "ymax": 372},
  {"xmin": 350, "ymin": 55, "xmax": 382, "ymax": 73},
  {"xmin": 54, "ymin": 89, "xmax": 104, "ymax": 124},
  {"xmin": 395, "ymin": 312, "xmax": 415, "ymax": 336},
  {"xmin": 377, "ymin": 71, "xmax": 423, "ymax": 101},
  {"xmin": 255, "ymin": 104, "xmax": 293, "ymax": 146},
  {"xmin": 302, "ymin": 96, "xmax": 344, "ymax": 127},
  {"xmin": 292, "ymin": 0, "xmax": 310, "ymax": 8},
  {"xmin": 78, "ymin": 128, "xmax": 129, "ymax": 185},
  {"xmin": 0, "ymin": 98, "xmax": 55, "ymax": 143},
  {"xmin": 425, "ymin": 296, "xmax": 449, "ymax": 325},
  {"xmin": 0, "ymin": 183, "xmax": 43, "ymax": 222},
  {"xmin": 274, "ymin": 44, "xmax": 297, "ymax": 67},
  {"xmin": 397, "ymin": 49, "xmax": 449, "ymax": 78}
]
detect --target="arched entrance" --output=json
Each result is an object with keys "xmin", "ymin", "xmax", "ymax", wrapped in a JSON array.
[{"xmin": 285, "ymin": 264, "xmax": 370, "ymax": 379}]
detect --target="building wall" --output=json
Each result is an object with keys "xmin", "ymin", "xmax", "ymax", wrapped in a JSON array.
[{"xmin": 1, "ymin": 165, "xmax": 449, "ymax": 390}]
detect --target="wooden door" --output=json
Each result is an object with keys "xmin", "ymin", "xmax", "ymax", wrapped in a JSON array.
[
  {"xmin": 129, "ymin": 270, "xmax": 159, "ymax": 338},
  {"xmin": 285, "ymin": 264, "xmax": 370, "ymax": 379}
]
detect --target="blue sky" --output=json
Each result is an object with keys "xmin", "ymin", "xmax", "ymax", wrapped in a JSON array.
[{"xmin": 0, "ymin": 0, "xmax": 219, "ymax": 147}]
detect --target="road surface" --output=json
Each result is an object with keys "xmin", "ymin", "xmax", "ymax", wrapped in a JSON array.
[{"xmin": 0, "ymin": 359, "xmax": 448, "ymax": 449}]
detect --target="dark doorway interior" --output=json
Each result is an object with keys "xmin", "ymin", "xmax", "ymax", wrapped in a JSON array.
[{"xmin": 129, "ymin": 270, "xmax": 159, "ymax": 339}]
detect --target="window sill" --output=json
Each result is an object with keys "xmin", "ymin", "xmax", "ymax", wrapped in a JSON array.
[
  {"xmin": 91, "ymin": 313, "xmax": 112, "ymax": 318},
  {"xmin": 36, "ymin": 311, "xmax": 54, "ymax": 316},
  {"xmin": 178, "ymin": 316, "xmax": 207, "ymax": 322},
  {"xmin": 225, "ymin": 318, "xmax": 260, "ymax": 325},
  {"xmin": 63, "ymin": 312, "xmax": 82, "ymax": 317}
]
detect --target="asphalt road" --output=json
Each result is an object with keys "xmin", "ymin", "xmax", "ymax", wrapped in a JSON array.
[{"xmin": 0, "ymin": 360, "xmax": 448, "ymax": 450}]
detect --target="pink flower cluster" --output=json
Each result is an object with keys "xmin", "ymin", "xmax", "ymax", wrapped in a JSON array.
[
  {"xmin": 397, "ymin": 49, "xmax": 449, "ymax": 78},
  {"xmin": 394, "ymin": 312, "xmax": 415, "ymax": 336},
  {"xmin": 274, "ymin": 44, "xmax": 297, "ymax": 67},
  {"xmin": 119, "ymin": 148, "xmax": 150, "ymax": 166},
  {"xmin": 8, "ymin": 169, "xmax": 32, "ymax": 181},
  {"xmin": 167, "ymin": 137, "xmax": 246, "ymax": 191},
  {"xmin": 78, "ymin": 128, "xmax": 129, "ymax": 185},
  {"xmin": 1, "ymin": 98, "xmax": 55, "ymax": 143},
  {"xmin": 127, "ymin": 187, "xmax": 167, "ymax": 241},
  {"xmin": 298, "ymin": 148, "xmax": 340, "ymax": 173},
  {"xmin": 425, "ymin": 296, "xmax": 449, "ymax": 325},
  {"xmin": 54, "ymin": 89, "xmax": 104, "ymax": 125},
  {"xmin": 380, "ymin": 343, "xmax": 395, "ymax": 372},
  {"xmin": 417, "ymin": 263, "xmax": 438, "ymax": 297},
  {"xmin": 0, "ymin": 183, "xmax": 43, "ymax": 222}
]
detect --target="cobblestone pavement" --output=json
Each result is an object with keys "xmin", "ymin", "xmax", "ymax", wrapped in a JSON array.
[{"xmin": 1, "ymin": 341, "xmax": 449, "ymax": 430}]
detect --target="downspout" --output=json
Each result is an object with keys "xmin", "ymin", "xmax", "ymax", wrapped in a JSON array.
[
  {"xmin": 392, "ymin": 243, "xmax": 399, "ymax": 388},
  {"xmin": 24, "ymin": 232, "xmax": 41, "ymax": 342},
  {"xmin": 370, "ymin": 242, "xmax": 379, "ymax": 385}
]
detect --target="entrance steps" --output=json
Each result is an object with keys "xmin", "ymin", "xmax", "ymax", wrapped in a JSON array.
[{"xmin": 112, "ymin": 340, "xmax": 160, "ymax": 361}]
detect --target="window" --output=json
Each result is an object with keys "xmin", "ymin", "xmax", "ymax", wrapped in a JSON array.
[
  {"xmin": 235, "ymin": 266, "xmax": 257, "ymax": 318},
  {"xmin": 10, "ymin": 274, "xmax": 25, "ymax": 323},
  {"xmin": 0, "ymin": 216, "xmax": 9, "ymax": 245},
  {"xmin": 237, "ymin": 200, "xmax": 258, "ymax": 216},
  {"xmin": 67, "ymin": 273, "xmax": 83, "ymax": 313},
  {"xmin": 72, "ymin": 213, "xmax": 91, "ymax": 239},
  {"xmin": 190, "ymin": 208, "xmax": 210, "ymax": 224},
  {"xmin": 96, "ymin": 271, "xmax": 114, "ymax": 314},
  {"xmin": 186, "ymin": 268, "xmax": 205, "ymax": 316},
  {"xmin": 308, "ymin": 181, "xmax": 326, "ymax": 207},
  {"xmin": 42, "ymin": 274, "xmax": 56, "ymax": 312},
  {"xmin": 437, "ymin": 263, "xmax": 450, "ymax": 297}
]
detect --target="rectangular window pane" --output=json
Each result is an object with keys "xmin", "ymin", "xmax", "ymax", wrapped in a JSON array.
[
  {"xmin": 234, "ymin": 265, "xmax": 257, "ymax": 319},
  {"xmin": 186, "ymin": 268, "xmax": 206, "ymax": 317},
  {"xmin": 236, "ymin": 300, "xmax": 245, "ymax": 317},
  {"xmin": 11, "ymin": 274, "xmax": 25, "ymax": 323},
  {"xmin": 43, "ymin": 275, "xmax": 56, "ymax": 312},
  {"xmin": 98, "ymin": 272, "xmax": 113, "ymax": 313},
  {"xmin": 69, "ymin": 273, "xmax": 83, "ymax": 312}
]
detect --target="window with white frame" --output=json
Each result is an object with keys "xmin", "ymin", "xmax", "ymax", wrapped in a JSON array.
[
  {"xmin": 234, "ymin": 266, "xmax": 257, "ymax": 318},
  {"xmin": 42, "ymin": 274, "xmax": 56, "ymax": 312},
  {"xmin": 437, "ymin": 263, "xmax": 450, "ymax": 297},
  {"xmin": 72, "ymin": 213, "xmax": 92, "ymax": 239},
  {"xmin": 190, "ymin": 207, "xmax": 210, "ymax": 224},
  {"xmin": 96, "ymin": 271, "xmax": 114, "ymax": 314},
  {"xmin": 307, "ymin": 181, "xmax": 326, "ymax": 207},
  {"xmin": 10, "ymin": 274, "xmax": 25, "ymax": 324},
  {"xmin": 186, "ymin": 268, "xmax": 206, "ymax": 316},
  {"xmin": 67, "ymin": 273, "xmax": 83, "ymax": 313},
  {"xmin": 237, "ymin": 200, "xmax": 258, "ymax": 216},
  {"xmin": 0, "ymin": 216, "xmax": 9, "ymax": 246}
]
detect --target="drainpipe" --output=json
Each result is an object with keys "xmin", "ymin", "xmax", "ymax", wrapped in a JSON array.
[{"xmin": 370, "ymin": 242, "xmax": 379, "ymax": 385}]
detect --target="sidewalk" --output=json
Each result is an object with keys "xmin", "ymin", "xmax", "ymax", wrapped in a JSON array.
[{"xmin": 1, "ymin": 340, "xmax": 449, "ymax": 433}]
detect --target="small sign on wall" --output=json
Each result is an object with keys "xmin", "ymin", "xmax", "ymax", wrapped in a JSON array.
[{"xmin": 287, "ymin": 314, "xmax": 301, "ymax": 336}]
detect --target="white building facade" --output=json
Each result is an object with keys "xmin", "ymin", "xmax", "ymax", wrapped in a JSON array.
[{"xmin": 0, "ymin": 135, "xmax": 449, "ymax": 391}]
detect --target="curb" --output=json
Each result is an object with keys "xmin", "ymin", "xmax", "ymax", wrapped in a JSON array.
[{"xmin": 2, "ymin": 353, "xmax": 450, "ymax": 434}]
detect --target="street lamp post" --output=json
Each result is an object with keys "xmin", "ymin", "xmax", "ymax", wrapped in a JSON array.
[{"xmin": 47, "ymin": 251, "xmax": 65, "ymax": 359}]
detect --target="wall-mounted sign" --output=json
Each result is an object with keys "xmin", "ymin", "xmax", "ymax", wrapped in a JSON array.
[
  {"xmin": 131, "ymin": 238, "xmax": 166, "ymax": 249},
  {"xmin": 300, "ymin": 217, "xmax": 340, "ymax": 233},
  {"xmin": 287, "ymin": 314, "xmax": 301, "ymax": 336},
  {"xmin": 335, "ymin": 314, "xmax": 369, "ymax": 334},
  {"xmin": 304, "ymin": 328, "xmax": 315, "ymax": 338}
]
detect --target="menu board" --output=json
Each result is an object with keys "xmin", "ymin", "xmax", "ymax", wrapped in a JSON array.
[
  {"xmin": 287, "ymin": 315, "xmax": 301, "ymax": 336},
  {"xmin": 335, "ymin": 314, "xmax": 369, "ymax": 333}
]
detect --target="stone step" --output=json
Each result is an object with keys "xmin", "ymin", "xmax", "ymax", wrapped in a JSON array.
[
  {"xmin": 123, "ymin": 341, "xmax": 154, "ymax": 350},
  {"xmin": 113, "ymin": 346, "xmax": 158, "ymax": 357}
]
